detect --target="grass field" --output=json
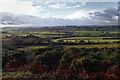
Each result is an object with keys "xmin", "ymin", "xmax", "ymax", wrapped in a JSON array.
[
  {"xmin": 52, "ymin": 37, "xmax": 120, "ymax": 43},
  {"xmin": 18, "ymin": 46, "xmax": 47, "ymax": 51},
  {"xmin": 18, "ymin": 44, "xmax": 120, "ymax": 51},
  {"xmin": 61, "ymin": 39, "xmax": 120, "ymax": 43},
  {"xmin": 65, "ymin": 43, "xmax": 120, "ymax": 49},
  {"xmin": 75, "ymin": 31, "xmax": 104, "ymax": 36},
  {"xmin": 2, "ymin": 27, "xmax": 120, "ymax": 79}
]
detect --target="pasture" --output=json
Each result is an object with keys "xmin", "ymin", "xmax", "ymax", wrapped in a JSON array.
[
  {"xmin": 2, "ymin": 26, "xmax": 120, "ymax": 79},
  {"xmin": 52, "ymin": 37, "xmax": 120, "ymax": 43}
]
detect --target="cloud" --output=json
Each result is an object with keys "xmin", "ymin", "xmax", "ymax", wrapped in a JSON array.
[
  {"xmin": 0, "ymin": 0, "xmax": 87, "ymax": 17},
  {"xmin": 65, "ymin": 7, "xmax": 118, "ymax": 24},
  {"xmin": 31, "ymin": 1, "xmax": 87, "ymax": 9},
  {"xmin": 64, "ymin": 10, "xmax": 91, "ymax": 19},
  {"xmin": 87, "ymin": 0, "xmax": 119, "ymax": 2},
  {"xmin": 0, "ymin": 0, "xmax": 40, "ymax": 15},
  {"xmin": 48, "ymin": 2, "xmax": 67, "ymax": 9},
  {"xmin": 89, "ymin": 7, "xmax": 118, "ymax": 25},
  {"xmin": 0, "ymin": 12, "xmax": 95, "ymax": 27},
  {"xmin": 1, "ymin": 7, "xmax": 118, "ymax": 27},
  {"xmin": 17, "ymin": 0, "xmax": 86, "ymax": 2},
  {"xmin": 1, "ymin": 12, "xmax": 41, "ymax": 25},
  {"xmin": 92, "ymin": 8, "xmax": 118, "ymax": 21}
]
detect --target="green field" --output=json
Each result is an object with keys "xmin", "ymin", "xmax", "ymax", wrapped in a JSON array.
[
  {"xmin": 75, "ymin": 31, "xmax": 103, "ymax": 36},
  {"xmin": 2, "ymin": 26, "xmax": 120, "ymax": 79},
  {"xmin": 65, "ymin": 44, "xmax": 120, "ymax": 49},
  {"xmin": 52, "ymin": 37, "xmax": 120, "ymax": 43},
  {"xmin": 18, "ymin": 46, "xmax": 47, "ymax": 51},
  {"xmin": 17, "ymin": 44, "xmax": 120, "ymax": 51},
  {"xmin": 75, "ymin": 31, "xmax": 120, "ymax": 36}
]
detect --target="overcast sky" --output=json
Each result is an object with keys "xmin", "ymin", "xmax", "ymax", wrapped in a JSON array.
[{"xmin": 0, "ymin": 0, "xmax": 119, "ymax": 27}]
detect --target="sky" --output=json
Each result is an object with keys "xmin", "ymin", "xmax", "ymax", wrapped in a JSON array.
[{"xmin": 0, "ymin": 0, "xmax": 119, "ymax": 27}]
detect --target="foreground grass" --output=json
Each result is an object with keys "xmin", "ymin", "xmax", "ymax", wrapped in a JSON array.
[{"xmin": 2, "ymin": 71, "xmax": 34, "ymax": 79}]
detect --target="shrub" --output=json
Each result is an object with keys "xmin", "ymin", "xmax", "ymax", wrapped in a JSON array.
[
  {"xmin": 90, "ymin": 59, "xmax": 101, "ymax": 72},
  {"xmin": 29, "ymin": 49, "xmax": 63, "ymax": 73}
]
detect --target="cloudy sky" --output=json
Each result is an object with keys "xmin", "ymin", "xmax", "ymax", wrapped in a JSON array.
[{"xmin": 0, "ymin": 0, "xmax": 119, "ymax": 27}]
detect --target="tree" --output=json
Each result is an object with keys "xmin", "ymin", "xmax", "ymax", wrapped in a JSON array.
[
  {"xmin": 79, "ymin": 40, "xmax": 85, "ymax": 44},
  {"xmin": 57, "ymin": 40, "xmax": 64, "ymax": 43}
]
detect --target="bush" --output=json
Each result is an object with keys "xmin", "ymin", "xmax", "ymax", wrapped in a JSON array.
[
  {"xmin": 110, "ymin": 65, "xmax": 119, "ymax": 74},
  {"xmin": 80, "ymin": 58, "xmax": 91, "ymax": 73},
  {"xmin": 29, "ymin": 49, "xmax": 63, "ymax": 73},
  {"xmin": 90, "ymin": 59, "xmax": 101, "ymax": 72}
]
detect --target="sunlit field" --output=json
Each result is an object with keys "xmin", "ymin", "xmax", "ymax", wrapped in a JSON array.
[{"xmin": 2, "ymin": 26, "xmax": 120, "ymax": 79}]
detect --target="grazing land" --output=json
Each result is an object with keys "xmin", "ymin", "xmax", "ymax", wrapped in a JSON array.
[{"xmin": 2, "ymin": 26, "xmax": 120, "ymax": 79}]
